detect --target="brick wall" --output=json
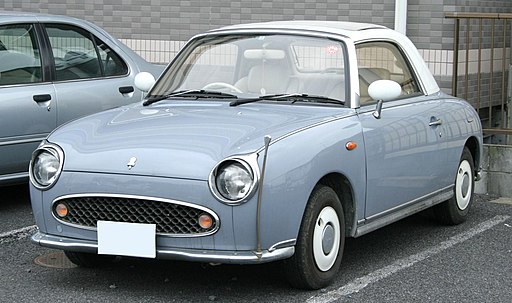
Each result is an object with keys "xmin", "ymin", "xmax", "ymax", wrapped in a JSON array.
[{"xmin": 2, "ymin": 0, "xmax": 511, "ymax": 94}]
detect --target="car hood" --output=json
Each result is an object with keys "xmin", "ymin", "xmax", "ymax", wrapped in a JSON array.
[{"xmin": 49, "ymin": 101, "xmax": 353, "ymax": 180}]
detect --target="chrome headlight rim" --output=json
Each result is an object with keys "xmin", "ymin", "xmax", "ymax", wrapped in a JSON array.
[
  {"xmin": 29, "ymin": 142, "xmax": 64, "ymax": 190},
  {"xmin": 209, "ymin": 154, "xmax": 260, "ymax": 205}
]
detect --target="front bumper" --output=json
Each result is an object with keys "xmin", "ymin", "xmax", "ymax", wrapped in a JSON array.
[{"xmin": 31, "ymin": 231, "xmax": 295, "ymax": 264}]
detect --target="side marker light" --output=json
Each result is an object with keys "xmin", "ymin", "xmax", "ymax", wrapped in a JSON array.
[{"xmin": 345, "ymin": 141, "xmax": 357, "ymax": 151}]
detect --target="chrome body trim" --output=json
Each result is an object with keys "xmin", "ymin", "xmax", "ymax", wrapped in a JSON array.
[
  {"xmin": 208, "ymin": 153, "xmax": 261, "ymax": 205},
  {"xmin": 31, "ymin": 231, "xmax": 295, "ymax": 264},
  {"xmin": 29, "ymin": 142, "xmax": 65, "ymax": 190},
  {"xmin": 355, "ymin": 186, "xmax": 453, "ymax": 237},
  {"xmin": 0, "ymin": 134, "xmax": 47, "ymax": 146},
  {"xmin": 51, "ymin": 193, "xmax": 221, "ymax": 237},
  {"xmin": 268, "ymin": 239, "xmax": 296, "ymax": 252},
  {"xmin": 0, "ymin": 172, "xmax": 29, "ymax": 183}
]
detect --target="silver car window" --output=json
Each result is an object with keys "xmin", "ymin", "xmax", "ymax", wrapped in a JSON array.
[
  {"xmin": 356, "ymin": 41, "xmax": 421, "ymax": 105},
  {"xmin": 0, "ymin": 24, "xmax": 42, "ymax": 86},
  {"xmin": 45, "ymin": 24, "xmax": 128, "ymax": 81},
  {"xmin": 94, "ymin": 36, "xmax": 128, "ymax": 77}
]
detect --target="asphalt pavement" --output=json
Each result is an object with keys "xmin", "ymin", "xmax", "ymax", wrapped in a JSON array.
[{"xmin": 0, "ymin": 184, "xmax": 510, "ymax": 303}]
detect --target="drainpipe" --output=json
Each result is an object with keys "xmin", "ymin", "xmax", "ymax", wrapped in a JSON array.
[{"xmin": 394, "ymin": 0, "xmax": 407, "ymax": 35}]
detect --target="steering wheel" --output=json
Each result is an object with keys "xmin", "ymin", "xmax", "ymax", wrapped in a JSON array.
[{"xmin": 202, "ymin": 82, "xmax": 243, "ymax": 93}]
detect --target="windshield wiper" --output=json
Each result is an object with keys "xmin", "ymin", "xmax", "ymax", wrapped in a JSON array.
[
  {"xmin": 143, "ymin": 90, "xmax": 238, "ymax": 106},
  {"xmin": 229, "ymin": 93, "xmax": 344, "ymax": 107}
]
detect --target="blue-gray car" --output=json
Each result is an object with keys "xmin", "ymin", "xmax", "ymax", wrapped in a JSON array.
[
  {"xmin": 0, "ymin": 11, "xmax": 162, "ymax": 184},
  {"xmin": 29, "ymin": 21, "xmax": 483, "ymax": 289}
]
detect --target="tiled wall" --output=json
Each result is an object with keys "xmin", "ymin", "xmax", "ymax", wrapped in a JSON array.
[{"xmin": 2, "ymin": 0, "xmax": 512, "ymax": 95}]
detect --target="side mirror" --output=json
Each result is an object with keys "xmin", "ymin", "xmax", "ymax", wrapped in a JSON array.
[
  {"xmin": 368, "ymin": 80, "xmax": 401, "ymax": 102},
  {"xmin": 134, "ymin": 72, "xmax": 156, "ymax": 93},
  {"xmin": 368, "ymin": 80, "xmax": 401, "ymax": 119}
]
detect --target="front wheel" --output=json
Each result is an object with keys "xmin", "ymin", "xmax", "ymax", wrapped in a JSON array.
[
  {"xmin": 434, "ymin": 147, "xmax": 475, "ymax": 225},
  {"xmin": 283, "ymin": 185, "xmax": 345, "ymax": 289}
]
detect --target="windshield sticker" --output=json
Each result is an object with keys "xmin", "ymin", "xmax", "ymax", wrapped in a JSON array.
[{"xmin": 326, "ymin": 45, "xmax": 340, "ymax": 55}]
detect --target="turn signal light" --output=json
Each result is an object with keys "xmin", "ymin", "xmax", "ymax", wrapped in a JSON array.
[
  {"xmin": 345, "ymin": 141, "xmax": 357, "ymax": 150},
  {"xmin": 198, "ymin": 214, "xmax": 213, "ymax": 229},
  {"xmin": 55, "ymin": 203, "xmax": 69, "ymax": 218}
]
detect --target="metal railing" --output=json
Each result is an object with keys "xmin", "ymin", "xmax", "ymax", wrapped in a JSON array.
[{"xmin": 445, "ymin": 12, "xmax": 512, "ymax": 144}]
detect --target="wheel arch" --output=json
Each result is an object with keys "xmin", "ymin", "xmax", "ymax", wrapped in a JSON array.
[
  {"xmin": 464, "ymin": 136, "xmax": 481, "ymax": 173},
  {"xmin": 317, "ymin": 173, "xmax": 356, "ymax": 237}
]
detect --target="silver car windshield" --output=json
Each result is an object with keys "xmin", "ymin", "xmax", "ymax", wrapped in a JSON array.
[{"xmin": 149, "ymin": 34, "xmax": 347, "ymax": 104}]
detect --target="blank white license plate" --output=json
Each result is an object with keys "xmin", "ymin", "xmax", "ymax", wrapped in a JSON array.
[{"xmin": 97, "ymin": 221, "xmax": 156, "ymax": 258}]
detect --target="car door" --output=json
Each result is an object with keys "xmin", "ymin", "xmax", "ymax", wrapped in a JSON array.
[
  {"xmin": 356, "ymin": 41, "xmax": 449, "ymax": 218},
  {"xmin": 0, "ymin": 23, "xmax": 56, "ymax": 179},
  {"xmin": 43, "ymin": 23, "xmax": 141, "ymax": 125}
]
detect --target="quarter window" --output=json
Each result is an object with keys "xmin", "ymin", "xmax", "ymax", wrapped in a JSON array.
[
  {"xmin": 45, "ymin": 24, "xmax": 127, "ymax": 81},
  {"xmin": 356, "ymin": 42, "xmax": 420, "ymax": 104},
  {"xmin": 0, "ymin": 24, "xmax": 42, "ymax": 86}
]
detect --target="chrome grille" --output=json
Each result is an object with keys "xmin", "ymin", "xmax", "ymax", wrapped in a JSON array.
[{"xmin": 52, "ymin": 195, "xmax": 218, "ymax": 236}]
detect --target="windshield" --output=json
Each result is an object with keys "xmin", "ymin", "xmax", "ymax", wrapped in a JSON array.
[{"xmin": 149, "ymin": 34, "xmax": 347, "ymax": 104}]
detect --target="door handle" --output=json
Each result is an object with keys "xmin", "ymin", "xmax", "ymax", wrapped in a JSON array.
[
  {"xmin": 119, "ymin": 86, "xmax": 135, "ymax": 94},
  {"xmin": 33, "ymin": 94, "xmax": 52, "ymax": 103},
  {"xmin": 429, "ymin": 118, "xmax": 443, "ymax": 126}
]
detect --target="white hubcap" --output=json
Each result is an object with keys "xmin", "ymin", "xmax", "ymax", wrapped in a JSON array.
[
  {"xmin": 313, "ymin": 206, "xmax": 340, "ymax": 272},
  {"xmin": 456, "ymin": 160, "xmax": 472, "ymax": 210}
]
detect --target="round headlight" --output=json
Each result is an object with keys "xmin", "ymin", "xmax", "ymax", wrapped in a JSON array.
[
  {"xmin": 210, "ymin": 158, "xmax": 258, "ymax": 204},
  {"xmin": 30, "ymin": 144, "xmax": 63, "ymax": 190}
]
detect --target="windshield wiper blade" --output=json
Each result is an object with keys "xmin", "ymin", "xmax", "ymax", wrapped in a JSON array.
[
  {"xmin": 289, "ymin": 94, "xmax": 345, "ymax": 105},
  {"xmin": 229, "ymin": 93, "xmax": 344, "ymax": 107},
  {"xmin": 229, "ymin": 93, "xmax": 295, "ymax": 106},
  {"xmin": 143, "ymin": 90, "xmax": 238, "ymax": 106}
]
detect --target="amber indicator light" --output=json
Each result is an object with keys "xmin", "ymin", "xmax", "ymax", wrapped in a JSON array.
[
  {"xmin": 345, "ymin": 141, "xmax": 357, "ymax": 150},
  {"xmin": 198, "ymin": 214, "xmax": 213, "ymax": 229},
  {"xmin": 55, "ymin": 203, "xmax": 69, "ymax": 217}
]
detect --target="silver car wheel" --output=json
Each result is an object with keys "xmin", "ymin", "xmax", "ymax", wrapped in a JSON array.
[
  {"xmin": 455, "ymin": 159, "xmax": 472, "ymax": 211},
  {"xmin": 312, "ymin": 206, "xmax": 340, "ymax": 272}
]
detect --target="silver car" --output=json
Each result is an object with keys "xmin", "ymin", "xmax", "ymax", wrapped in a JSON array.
[
  {"xmin": 30, "ymin": 21, "xmax": 483, "ymax": 289},
  {"xmin": 0, "ymin": 11, "xmax": 162, "ymax": 184}
]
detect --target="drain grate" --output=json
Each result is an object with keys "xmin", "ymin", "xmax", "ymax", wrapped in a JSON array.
[{"xmin": 34, "ymin": 251, "xmax": 77, "ymax": 269}]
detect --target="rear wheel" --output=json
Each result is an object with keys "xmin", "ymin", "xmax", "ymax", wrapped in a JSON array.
[
  {"xmin": 434, "ymin": 147, "xmax": 474, "ymax": 225},
  {"xmin": 64, "ymin": 251, "xmax": 115, "ymax": 267},
  {"xmin": 284, "ymin": 185, "xmax": 345, "ymax": 289}
]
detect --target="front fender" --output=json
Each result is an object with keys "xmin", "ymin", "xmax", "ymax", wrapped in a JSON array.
[{"xmin": 232, "ymin": 114, "xmax": 366, "ymax": 250}]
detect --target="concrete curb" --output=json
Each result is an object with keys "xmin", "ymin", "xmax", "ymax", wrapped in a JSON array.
[{"xmin": 490, "ymin": 197, "xmax": 512, "ymax": 205}]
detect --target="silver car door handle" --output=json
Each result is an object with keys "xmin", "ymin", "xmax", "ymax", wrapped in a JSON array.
[{"xmin": 429, "ymin": 118, "xmax": 442, "ymax": 126}]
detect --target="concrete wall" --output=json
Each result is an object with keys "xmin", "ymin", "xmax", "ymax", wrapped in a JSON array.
[{"xmin": 476, "ymin": 144, "xmax": 512, "ymax": 197}]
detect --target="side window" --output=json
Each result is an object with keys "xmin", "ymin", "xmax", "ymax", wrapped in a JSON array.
[
  {"xmin": 0, "ymin": 24, "xmax": 42, "ymax": 85},
  {"xmin": 94, "ymin": 37, "xmax": 128, "ymax": 77},
  {"xmin": 356, "ymin": 42, "xmax": 420, "ymax": 104},
  {"xmin": 45, "ymin": 24, "xmax": 127, "ymax": 81}
]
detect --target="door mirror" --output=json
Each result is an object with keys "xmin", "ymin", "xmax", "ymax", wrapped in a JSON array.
[
  {"xmin": 134, "ymin": 72, "xmax": 156, "ymax": 92},
  {"xmin": 368, "ymin": 80, "xmax": 401, "ymax": 102}
]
